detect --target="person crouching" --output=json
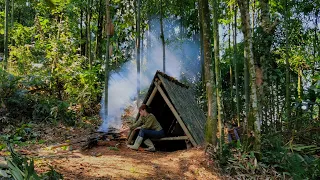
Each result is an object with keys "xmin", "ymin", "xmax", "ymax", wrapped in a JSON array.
[{"xmin": 127, "ymin": 104, "xmax": 165, "ymax": 152}]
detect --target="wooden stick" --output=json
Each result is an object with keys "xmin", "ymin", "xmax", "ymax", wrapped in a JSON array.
[
  {"xmin": 154, "ymin": 81, "xmax": 197, "ymax": 146},
  {"xmin": 146, "ymin": 85, "xmax": 160, "ymax": 105},
  {"xmin": 50, "ymin": 143, "xmax": 71, "ymax": 149},
  {"xmin": 152, "ymin": 136, "xmax": 189, "ymax": 141}
]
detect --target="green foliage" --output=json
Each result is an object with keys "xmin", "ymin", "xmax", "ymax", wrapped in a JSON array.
[
  {"xmin": 32, "ymin": 98, "xmax": 75, "ymax": 125},
  {"xmin": 14, "ymin": 123, "xmax": 38, "ymax": 142},
  {"xmin": 64, "ymin": 67, "xmax": 102, "ymax": 116},
  {"xmin": 262, "ymin": 135, "xmax": 320, "ymax": 179},
  {"xmin": 2, "ymin": 143, "xmax": 63, "ymax": 180},
  {"xmin": 0, "ymin": 68, "xmax": 77, "ymax": 125},
  {"xmin": 0, "ymin": 123, "xmax": 38, "ymax": 148},
  {"xmin": 0, "ymin": 69, "xmax": 20, "ymax": 101},
  {"xmin": 224, "ymin": 150, "xmax": 260, "ymax": 176},
  {"xmin": 41, "ymin": 166, "xmax": 63, "ymax": 180}
]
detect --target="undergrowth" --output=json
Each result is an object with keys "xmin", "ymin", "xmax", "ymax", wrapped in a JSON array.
[
  {"xmin": 0, "ymin": 143, "xmax": 63, "ymax": 179},
  {"xmin": 214, "ymin": 135, "xmax": 320, "ymax": 179},
  {"xmin": 0, "ymin": 68, "xmax": 100, "ymax": 127}
]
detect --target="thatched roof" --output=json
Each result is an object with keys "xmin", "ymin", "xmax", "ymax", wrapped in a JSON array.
[{"xmin": 142, "ymin": 71, "xmax": 206, "ymax": 145}]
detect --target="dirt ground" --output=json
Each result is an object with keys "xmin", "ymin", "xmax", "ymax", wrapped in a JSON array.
[{"xmin": 2, "ymin": 124, "xmax": 224, "ymax": 180}]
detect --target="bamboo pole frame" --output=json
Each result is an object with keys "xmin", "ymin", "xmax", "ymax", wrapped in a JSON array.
[
  {"xmin": 127, "ymin": 81, "xmax": 161, "ymax": 144},
  {"xmin": 154, "ymin": 81, "xmax": 197, "ymax": 146},
  {"xmin": 152, "ymin": 136, "xmax": 189, "ymax": 141}
]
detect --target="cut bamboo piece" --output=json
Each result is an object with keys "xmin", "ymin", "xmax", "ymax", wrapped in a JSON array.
[{"xmin": 152, "ymin": 136, "xmax": 189, "ymax": 141}]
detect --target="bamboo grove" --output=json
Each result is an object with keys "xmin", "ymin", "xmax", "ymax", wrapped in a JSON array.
[{"xmin": 0, "ymin": 0, "xmax": 319, "ymax": 178}]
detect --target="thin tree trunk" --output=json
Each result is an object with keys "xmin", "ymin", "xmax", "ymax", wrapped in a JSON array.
[
  {"xmin": 147, "ymin": 19, "xmax": 151, "ymax": 63},
  {"xmin": 212, "ymin": 0, "xmax": 224, "ymax": 152},
  {"xmin": 160, "ymin": 0, "xmax": 166, "ymax": 72},
  {"xmin": 80, "ymin": 9, "xmax": 84, "ymax": 56},
  {"xmin": 11, "ymin": 0, "xmax": 14, "ymax": 45},
  {"xmin": 3, "ymin": 0, "xmax": 9, "ymax": 70},
  {"xmin": 315, "ymin": 10, "xmax": 319, "ymax": 120},
  {"xmin": 136, "ymin": 0, "xmax": 141, "ymax": 107},
  {"xmin": 252, "ymin": 0, "xmax": 255, "ymax": 36},
  {"xmin": 198, "ymin": 0, "xmax": 205, "ymax": 87},
  {"xmin": 276, "ymin": 77, "xmax": 281, "ymax": 131},
  {"xmin": 233, "ymin": 5, "xmax": 240, "ymax": 127},
  {"xmin": 285, "ymin": 0, "xmax": 291, "ymax": 128},
  {"xmin": 271, "ymin": 84, "xmax": 275, "ymax": 132},
  {"xmin": 238, "ymin": 0, "xmax": 260, "ymax": 151},
  {"xmin": 96, "ymin": 0, "xmax": 104, "ymax": 59},
  {"xmin": 200, "ymin": 0, "xmax": 217, "ymax": 146},
  {"xmin": 104, "ymin": 0, "xmax": 111, "ymax": 118},
  {"xmin": 87, "ymin": 0, "xmax": 92, "ymax": 68},
  {"xmin": 311, "ymin": 10, "xmax": 318, "ymax": 119},
  {"xmin": 229, "ymin": 22, "xmax": 233, "ymax": 120},
  {"xmin": 141, "ymin": 26, "xmax": 144, "ymax": 67},
  {"xmin": 297, "ymin": 68, "xmax": 302, "ymax": 102}
]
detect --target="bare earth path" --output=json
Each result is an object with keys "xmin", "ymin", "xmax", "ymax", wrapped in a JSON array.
[
  {"xmin": 2, "ymin": 124, "xmax": 223, "ymax": 180},
  {"xmin": 36, "ymin": 145, "xmax": 221, "ymax": 180}
]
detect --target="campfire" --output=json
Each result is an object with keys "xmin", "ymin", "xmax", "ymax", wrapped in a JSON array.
[
  {"xmin": 81, "ymin": 109, "xmax": 134, "ymax": 150},
  {"xmin": 81, "ymin": 126, "xmax": 132, "ymax": 150}
]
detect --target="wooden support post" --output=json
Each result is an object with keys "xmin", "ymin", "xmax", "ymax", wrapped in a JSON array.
[
  {"xmin": 152, "ymin": 136, "xmax": 189, "ymax": 141},
  {"xmin": 146, "ymin": 80, "xmax": 161, "ymax": 105},
  {"xmin": 127, "ymin": 80, "xmax": 162, "ymax": 144},
  {"xmin": 154, "ymin": 82, "xmax": 197, "ymax": 146}
]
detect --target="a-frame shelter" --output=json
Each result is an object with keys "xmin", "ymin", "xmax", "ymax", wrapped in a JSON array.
[{"xmin": 127, "ymin": 71, "xmax": 206, "ymax": 148}]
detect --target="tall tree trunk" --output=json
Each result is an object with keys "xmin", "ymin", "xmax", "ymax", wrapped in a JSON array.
[
  {"xmin": 3, "ymin": 0, "xmax": 9, "ymax": 70},
  {"xmin": 315, "ymin": 10, "xmax": 319, "ymax": 120},
  {"xmin": 311, "ymin": 10, "xmax": 318, "ymax": 119},
  {"xmin": 104, "ymin": 0, "xmax": 111, "ymax": 118},
  {"xmin": 238, "ymin": 0, "xmax": 260, "ymax": 151},
  {"xmin": 160, "ymin": 0, "xmax": 166, "ymax": 72},
  {"xmin": 233, "ymin": 5, "xmax": 240, "ymax": 127},
  {"xmin": 244, "ymin": 45, "xmax": 250, "ymax": 129},
  {"xmin": 229, "ymin": 21, "xmax": 233, "ymax": 120},
  {"xmin": 258, "ymin": 0, "xmax": 279, "ymax": 127},
  {"xmin": 285, "ymin": 0, "xmax": 291, "ymax": 128},
  {"xmin": 276, "ymin": 77, "xmax": 281, "ymax": 131},
  {"xmin": 96, "ymin": 0, "xmax": 104, "ymax": 59},
  {"xmin": 200, "ymin": 0, "xmax": 217, "ymax": 146},
  {"xmin": 297, "ymin": 68, "xmax": 302, "ymax": 102},
  {"xmin": 212, "ymin": 0, "xmax": 224, "ymax": 152},
  {"xmin": 251, "ymin": 0, "xmax": 255, "ymax": 36},
  {"xmin": 147, "ymin": 19, "xmax": 151, "ymax": 63},
  {"xmin": 11, "ymin": 0, "xmax": 14, "ymax": 45},
  {"xmin": 141, "ymin": 26, "xmax": 144, "ymax": 67},
  {"xmin": 87, "ymin": 0, "xmax": 92, "ymax": 68},
  {"xmin": 198, "ymin": 0, "xmax": 205, "ymax": 87},
  {"xmin": 136, "ymin": 0, "xmax": 141, "ymax": 107},
  {"xmin": 80, "ymin": 9, "xmax": 84, "ymax": 56}
]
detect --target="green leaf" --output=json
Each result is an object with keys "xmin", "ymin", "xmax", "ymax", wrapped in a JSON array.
[
  {"xmin": 7, "ymin": 160, "xmax": 25, "ymax": 180},
  {"xmin": 0, "ymin": 169, "xmax": 9, "ymax": 177}
]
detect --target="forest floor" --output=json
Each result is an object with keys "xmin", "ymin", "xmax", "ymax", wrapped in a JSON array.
[{"xmin": 0, "ymin": 123, "xmax": 224, "ymax": 180}]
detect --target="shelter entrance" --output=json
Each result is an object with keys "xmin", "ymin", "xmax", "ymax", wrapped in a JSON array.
[
  {"xmin": 148, "ymin": 88, "xmax": 188, "ymax": 151},
  {"xmin": 127, "ymin": 71, "xmax": 206, "ymax": 152}
]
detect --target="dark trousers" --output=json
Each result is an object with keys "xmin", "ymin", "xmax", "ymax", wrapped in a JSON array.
[{"xmin": 138, "ymin": 128, "xmax": 165, "ymax": 139}]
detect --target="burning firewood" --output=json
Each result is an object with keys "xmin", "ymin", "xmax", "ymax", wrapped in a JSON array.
[{"xmin": 81, "ymin": 128, "xmax": 128, "ymax": 150}]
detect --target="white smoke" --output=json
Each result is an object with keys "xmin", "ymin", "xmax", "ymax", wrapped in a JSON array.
[{"xmin": 98, "ymin": 18, "xmax": 201, "ymax": 132}]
